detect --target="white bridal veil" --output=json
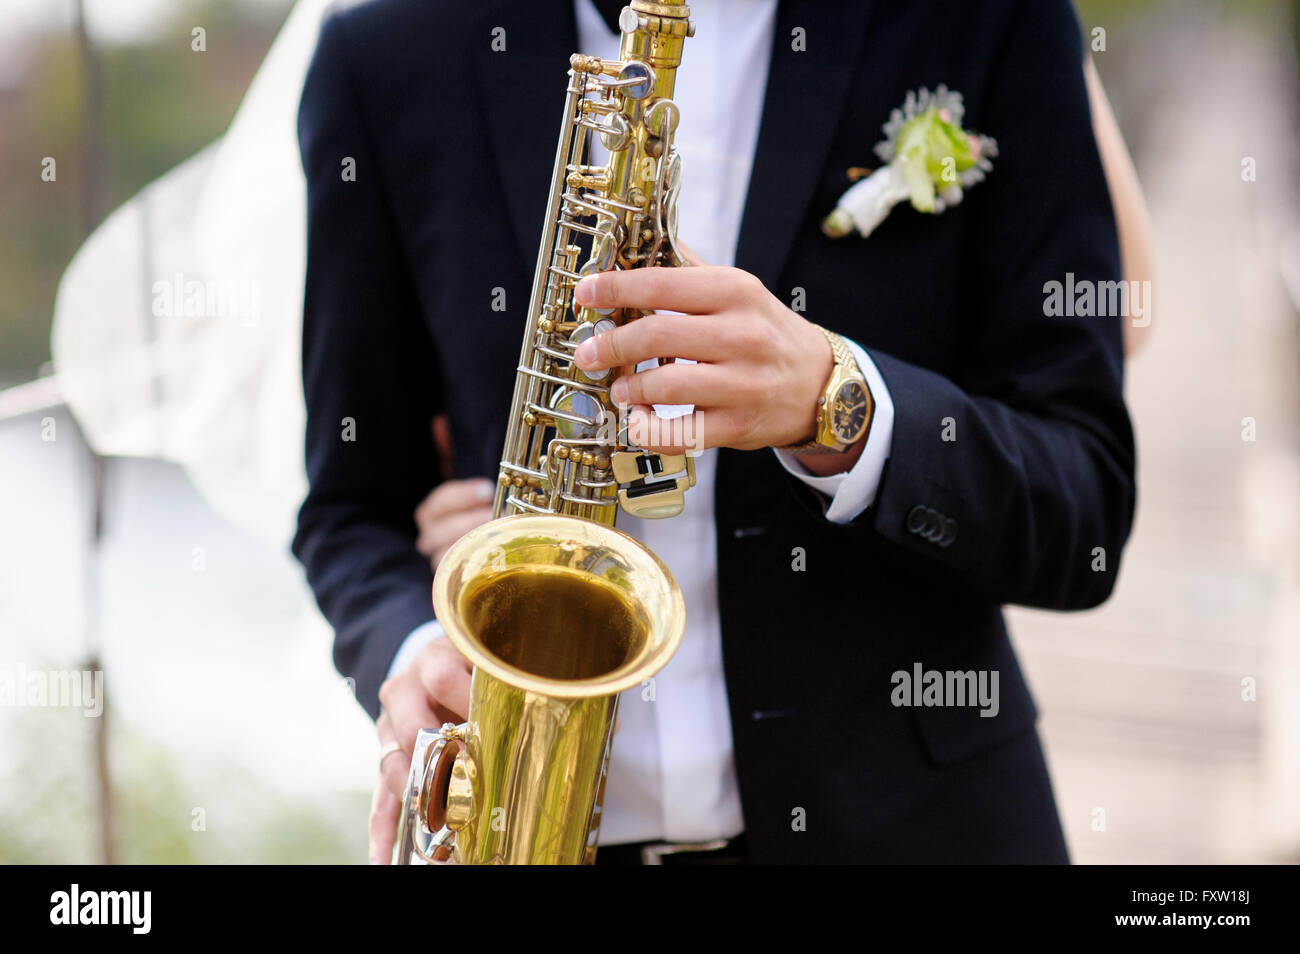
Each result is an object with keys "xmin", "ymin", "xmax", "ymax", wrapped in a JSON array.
[{"xmin": 51, "ymin": 0, "xmax": 332, "ymax": 549}]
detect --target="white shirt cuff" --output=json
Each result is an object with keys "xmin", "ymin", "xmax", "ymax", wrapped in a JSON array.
[
  {"xmin": 386, "ymin": 619, "xmax": 446, "ymax": 682},
  {"xmin": 772, "ymin": 337, "xmax": 894, "ymax": 525}
]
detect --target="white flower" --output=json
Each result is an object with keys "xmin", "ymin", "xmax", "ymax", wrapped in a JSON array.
[{"xmin": 821, "ymin": 164, "xmax": 913, "ymax": 239}]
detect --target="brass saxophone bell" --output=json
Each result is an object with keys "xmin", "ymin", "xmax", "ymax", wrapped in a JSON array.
[{"xmin": 394, "ymin": 514, "xmax": 684, "ymax": 865}]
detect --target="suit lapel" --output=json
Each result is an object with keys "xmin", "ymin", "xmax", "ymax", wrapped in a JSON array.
[
  {"xmin": 735, "ymin": 0, "xmax": 876, "ymax": 289},
  {"xmin": 471, "ymin": 0, "xmax": 579, "ymax": 270},
  {"xmin": 471, "ymin": 0, "xmax": 875, "ymax": 287}
]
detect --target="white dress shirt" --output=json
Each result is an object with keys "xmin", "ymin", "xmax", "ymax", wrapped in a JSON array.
[{"xmin": 388, "ymin": 0, "xmax": 894, "ymax": 845}]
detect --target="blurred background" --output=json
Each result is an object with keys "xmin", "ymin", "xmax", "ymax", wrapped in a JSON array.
[{"xmin": 1, "ymin": 0, "xmax": 1297, "ymax": 863}]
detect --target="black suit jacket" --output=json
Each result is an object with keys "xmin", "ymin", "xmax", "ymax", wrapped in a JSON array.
[{"xmin": 293, "ymin": 0, "xmax": 1136, "ymax": 863}]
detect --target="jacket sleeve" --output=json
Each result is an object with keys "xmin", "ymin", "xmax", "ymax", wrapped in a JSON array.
[
  {"xmin": 805, "ymin": 0, "xmax": 1137, "ymax": 611},
  {"xmin": 291, "ymin": 11, "xmax": 443, "ymax": 719}
]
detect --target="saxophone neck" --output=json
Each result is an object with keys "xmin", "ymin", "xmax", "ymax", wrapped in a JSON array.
[{"xmin": 619, "ymin": 2, "xmax": 695, "ymax": 74}]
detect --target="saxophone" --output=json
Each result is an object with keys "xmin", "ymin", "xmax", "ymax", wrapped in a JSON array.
[{"xmin": 394, "ymin": 1, "xmax": 695, "ymax": 865}]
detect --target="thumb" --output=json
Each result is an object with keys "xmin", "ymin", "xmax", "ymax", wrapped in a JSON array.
[{"xmin": 675, "ymin": 238, "xmax": 708, "ymax": 267}]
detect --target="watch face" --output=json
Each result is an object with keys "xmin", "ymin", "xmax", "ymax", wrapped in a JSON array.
[{"xmin": 831, "ymin": 381, "xmax": 869, "ymax": 443}]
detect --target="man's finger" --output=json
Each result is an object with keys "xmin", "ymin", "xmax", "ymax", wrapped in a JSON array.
[
  {"xmin": 574, "ymin": 314, "xmax": 735, "ymax": 373},
  {"xmin": 415, "ymin": 478, "xmax": 494, "ymax": 523},
  {"xmin": 416, "ymin": 646, "xmax": 472, "ymax": 722},
  {"xmin": 371, "ymin": 711, "xmax": 408, "ymax": 864},
  {"xmin": 574, "ymin": 265, "xmax": 751, "ymax": 314},
  {"xmin": 627, "ymin": 406, "xmax": 717, "ymax": 455},
  {"xmin": 380, "ymin": 680, "xmax": 442, "ymax": 754},
  {"xmin": 609, "ymin": 360, "xmax": 734, "ymax": 410},
  {"xmin": 417, "ymin": 505, "xmax": 494, "ymax": 559},
  {"xmin": 369, "ymin": 779, "xmax": 402, "ymax": 864},
  {"xmin": 381, "ymin": 745, "xmax": 412, "ymax": 801},
  {"xmin": 375, "ymin": 709, "xmax": 413, "ymax": 796}
]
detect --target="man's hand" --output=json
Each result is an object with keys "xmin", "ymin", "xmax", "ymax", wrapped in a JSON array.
[
  {"xmin": 414, "ymin": 478, "xmax": 495, "ymax": 572},
  {"xmin": 371, "ymin": 637, "xmax": 473, "ymax": 864},
  {"xmin": 571, "ymin": 263, "xmax": 838, "ymax": 458}
]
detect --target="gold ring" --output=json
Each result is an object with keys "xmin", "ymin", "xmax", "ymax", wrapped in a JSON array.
[{"xmin": 378, "ymin": 740, "xmax": 404, "ymax": 771}]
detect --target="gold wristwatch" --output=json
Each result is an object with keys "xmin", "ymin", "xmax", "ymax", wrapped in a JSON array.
[{"xmin": 780, "ymin": 325, "xmax": 874, "ymax": 454}]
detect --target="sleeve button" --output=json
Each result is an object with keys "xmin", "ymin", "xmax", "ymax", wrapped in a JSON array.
[{"xmin": 906, "ymin": 505, "xmax": 928, "ymax": 534}]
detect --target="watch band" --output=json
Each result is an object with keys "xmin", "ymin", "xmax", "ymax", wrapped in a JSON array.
[
  {"xmin": 824, "ymin": 327, "xmax": 856, "ymax": 372},
  {"xmin": 777, "ymin": 325, "xmax": 869, "ymax": 454}
]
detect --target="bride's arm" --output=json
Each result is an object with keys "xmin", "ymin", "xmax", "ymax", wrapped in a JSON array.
[{"xmin": 1086, "ymin": 57, "xmax": 1157, "ymax": 356}]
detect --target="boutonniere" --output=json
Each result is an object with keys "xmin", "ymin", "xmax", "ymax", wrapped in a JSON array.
[{"xmin": 822, "ymin": 85, "xmax": 997, "ymax": 239}]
